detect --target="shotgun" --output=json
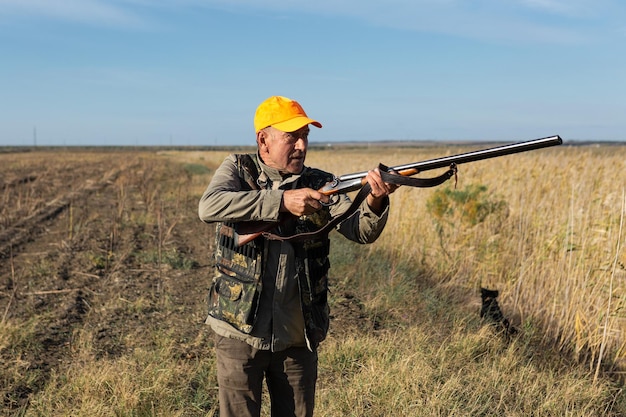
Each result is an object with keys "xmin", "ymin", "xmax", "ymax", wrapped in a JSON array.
[{"xmin": 235, "ymin": 135, "xmax": 563, "ymax": 245}]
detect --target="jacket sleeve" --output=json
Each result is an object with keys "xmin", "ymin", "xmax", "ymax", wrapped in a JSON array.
[
  {"xmin": 198, "ymin": 155, "xmax": 284, "ymax": 223},
  {"xmin": 332, "ymin": 194, "xmax": 390, "ymax": 244}
]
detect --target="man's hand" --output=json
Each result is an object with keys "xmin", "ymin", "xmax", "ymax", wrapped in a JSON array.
[
  {"xmin": 365, "ymin": 168, "xmax": 399, "ymax": 214},
  {"xmin": 281, "ymin": 188, "xmax": 330, "ymax": 216}
]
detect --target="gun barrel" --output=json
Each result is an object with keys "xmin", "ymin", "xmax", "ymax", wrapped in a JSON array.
[{"xmin": 338, "ymin": 135, "xmax": 563, "ymax": 181}]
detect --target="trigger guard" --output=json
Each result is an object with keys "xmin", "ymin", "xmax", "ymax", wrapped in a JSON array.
[{"xmin": 320, "ymin": 194, "xmax": 340, "ymax": 207}]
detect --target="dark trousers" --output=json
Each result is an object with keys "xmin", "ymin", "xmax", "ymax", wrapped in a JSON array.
[{"xmin": 215, "ymin": 335, "xmax": 318, "ymax": 417}]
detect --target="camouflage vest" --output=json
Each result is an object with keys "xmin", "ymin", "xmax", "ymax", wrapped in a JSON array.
[{"xmin": 207, "ymin": 154, "xmax": 334, "ymax": 347}]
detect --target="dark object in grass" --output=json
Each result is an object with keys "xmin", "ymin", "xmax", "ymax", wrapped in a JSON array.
[{"xmin": 480, "ymin": 287, "xmax": 517, "ymax": 337}]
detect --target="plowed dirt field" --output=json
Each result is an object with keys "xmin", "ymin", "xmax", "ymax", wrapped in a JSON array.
[{"xmin": 0, "ymin": 149, "xmax": 370, "ymax": 414}]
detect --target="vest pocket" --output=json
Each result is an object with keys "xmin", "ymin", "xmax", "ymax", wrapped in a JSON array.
[{"xmin": 207, "ymin": 264, "xmax": 261, "ymax": 334}]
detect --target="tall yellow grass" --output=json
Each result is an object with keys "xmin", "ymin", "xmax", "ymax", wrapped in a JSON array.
[{"xmin": 305, "ymin": 144, "xmax": 626, "ymax": 378}]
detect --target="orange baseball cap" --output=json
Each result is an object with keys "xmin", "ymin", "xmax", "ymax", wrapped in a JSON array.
[{"xmin": 254, "ymin": 96, "xmax": 322, "ymax": 133}]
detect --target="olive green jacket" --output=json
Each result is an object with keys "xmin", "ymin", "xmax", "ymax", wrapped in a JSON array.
[{"xmin": 198, "ymin": 153, "xmax": 389, "ymax": 351}]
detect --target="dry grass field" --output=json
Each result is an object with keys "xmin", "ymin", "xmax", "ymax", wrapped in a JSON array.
[{"xmin": 1, "ymin": 142, "xmax": 625, "ymax": 416}]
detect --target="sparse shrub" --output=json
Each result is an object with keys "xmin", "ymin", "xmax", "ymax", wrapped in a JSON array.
[
  {"xmin": 137, "ymin": 248, "xmax": 199, "ymax": 270},
  {"xmin": 163, "ymin": 249, "xmax": 199, "ymax": 270},
  {"xmin": 183, "ymin": 163, "xmax": 211, "ymax": 177},
  {"xmin": 29, "ymin": 257, "xmax": 54, "ymax": 278},
  {"xmin": 426, "ymin": 183, "xmax": 508, "ymax": 227},
  {"xmin": 88, "ymin": 251, "xmax": 112, "ymax": 270},
  {"xmin": 425, "ymin": 184, "xmax": 509, "ymax": 261}
]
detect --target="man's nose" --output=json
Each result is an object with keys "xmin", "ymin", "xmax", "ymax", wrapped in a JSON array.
[{"xmin": 294, "ymin": 137, "xmax": 307, "ymax": 150}]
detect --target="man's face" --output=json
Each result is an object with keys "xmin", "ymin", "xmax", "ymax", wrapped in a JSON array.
[{"xmin": 258, "ymin": 126, "xmax": 310, "ymax": 175}]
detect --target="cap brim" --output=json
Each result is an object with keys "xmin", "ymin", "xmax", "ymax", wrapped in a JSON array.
[{"xmin": 272, "ymin": 116, "xmax": 322, "ymax": 132}]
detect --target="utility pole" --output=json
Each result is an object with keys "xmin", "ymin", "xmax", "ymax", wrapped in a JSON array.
[{"xmin": 33, "ymin": 126, "xmax": 37, "ymax": 147}]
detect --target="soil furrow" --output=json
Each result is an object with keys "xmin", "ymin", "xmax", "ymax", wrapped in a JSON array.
[
  {"xmin": 0, "ymin": 168, "xmax": 121, "ymax": 259},
  {"xmin": 1, "ymin": 174, "xmax": 38, "ymax": 189}
]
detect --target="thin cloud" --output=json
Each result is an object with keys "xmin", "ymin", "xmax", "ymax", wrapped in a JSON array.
[
  {"xmin": 517, "ymin": 0, "xmax": 599, "ymax": 17},
  {"xmin": 0, "ymin": 0, "xmax": 622, "ymax": 43},
  {"xmin": 198, "ymin": 0, "xmax": 623, "ymax": 44},
  {"xmin": 0, "ymin": 0, "xmax": 146, "ymax": 27}
]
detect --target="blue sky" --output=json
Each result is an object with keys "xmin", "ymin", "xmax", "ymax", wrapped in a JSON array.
[{"xmin": 1, "ymin": 0, "xmax": 624, "ymax": 146}]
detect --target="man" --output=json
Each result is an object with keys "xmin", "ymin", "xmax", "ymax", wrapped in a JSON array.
[{"xmin": 198, "ymin": 95, "xmax": 398, "ymax": 417}]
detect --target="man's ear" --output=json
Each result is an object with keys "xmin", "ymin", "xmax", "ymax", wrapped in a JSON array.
[{"xmin": 257, "ymin": 129, "xmax": 269, "ymax": 150}]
